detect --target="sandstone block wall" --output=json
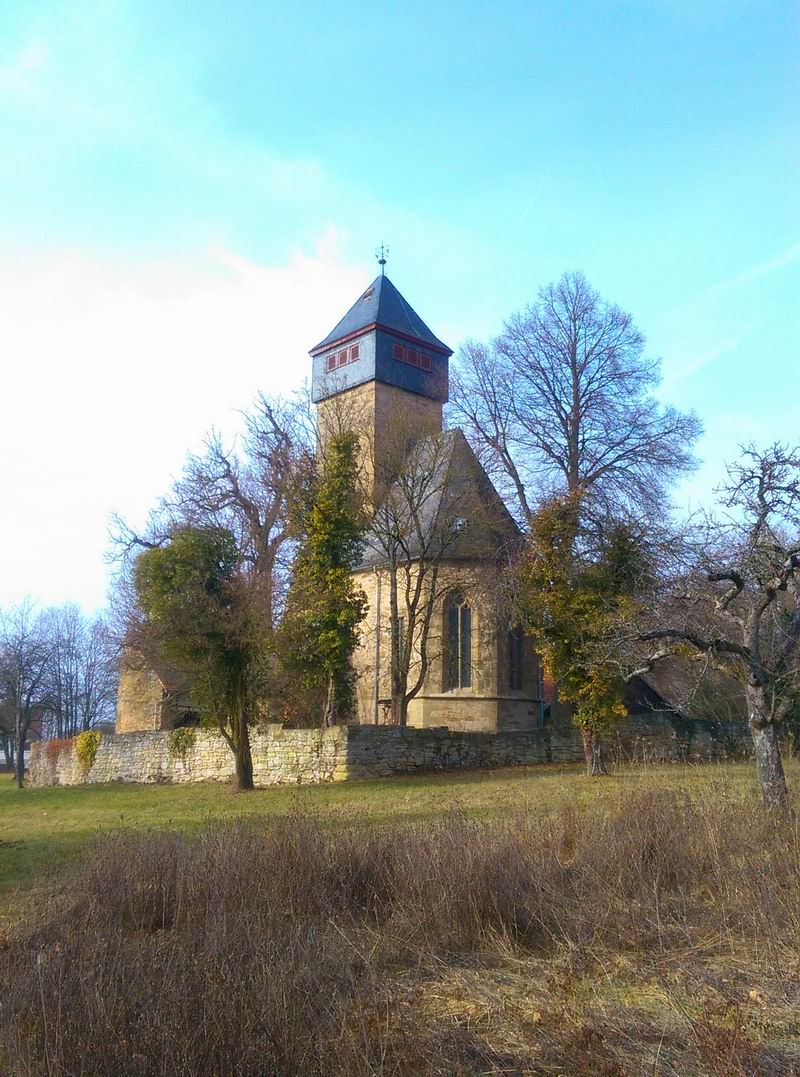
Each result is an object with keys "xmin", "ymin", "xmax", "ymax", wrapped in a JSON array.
[
  {"xmin": 115, "ymin": 663, "xmax": 166, "ymax": 733},
  {"xmin": 29, "ymin": 714, "xmax": 751, "ymax": 789}
]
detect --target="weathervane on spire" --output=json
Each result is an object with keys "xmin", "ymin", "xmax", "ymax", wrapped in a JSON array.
[{"xmin": 375, "ymin": 242, "xmax": 389, "ymax": 275}]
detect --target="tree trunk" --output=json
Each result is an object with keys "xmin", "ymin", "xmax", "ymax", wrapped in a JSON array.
[
  {"xmin": 232, "ymin": 698, "xmax": 254, "ymax": 792},
  {"xmin": 581, "ymin": 727, "xmax": 608, "ymax": 777},
  {"xmin": 323, "ymin": 673, "xmax": 336, "ymax": 728},
  {"xmin": 14, "ymin": 712, "xmax": 25, "ymax": 788},
  {"xmin": 234, "ymin": 736, "xmax": 254, "ymax": 791},
  {"xmin": 747, "ymin": 686, "xmax": 788, "ymax": 809},
  {"xmin": 14, "ymin": 741, "xmax": 25, "ymax": 788}
]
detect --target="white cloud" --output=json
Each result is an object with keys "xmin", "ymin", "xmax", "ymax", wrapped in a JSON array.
[{"xmin": 0, "ymin": 233, "xmax": 363, "ymax": 611}]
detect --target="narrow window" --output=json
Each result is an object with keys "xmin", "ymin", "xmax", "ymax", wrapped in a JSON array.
[
  {"xmin": 350, "ymin": 343, "xmax": 360, "ymax": 362},
  {"xmin": 326, "ymin": 353, "xmax": 336, "ymax": 372},
  {"xmin": 509, "ymin": 626, "xmax": 524, "ymax": 690},
  {"xmin": 337, "ymin": 349, "xmax": 348, "ymax": 367},
  {"xmin": 392, "ymin": 343, "xmax": 405, "ymax": 361},
  {"xmin": 420, "ymin": 352, "xmax": 432, "ymax": 371},
  {"xmin": 408, "ymin": 349, "xmax": 419, "ymax": 366},
  {"xmin": 445, "ymin": 593, "xmax": 472, "ymax": 690}
]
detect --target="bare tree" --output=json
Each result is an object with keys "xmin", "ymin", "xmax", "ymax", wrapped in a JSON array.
[
  {"xmin": 111, "ymin": 392, "xmax": 312, "ymax": 633},
  {"xmin": 0, "ymin": 601, "xmax": 53, "ymax": 788},
  {"xmin": 450, "ymin": 272, "xmax": 701, "ymax": 532},
  {"xmin": 619, "ymin": 444, "xmax": 800, "ymax": 808},
  {"xmin": 42, "ymin": 605, "xmax": 118, "ymax": 739}
]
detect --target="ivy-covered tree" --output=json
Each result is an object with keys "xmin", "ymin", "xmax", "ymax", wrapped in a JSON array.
[
  {"xmin": 134, "ymin": 525, "xmax": 268, "ymax": 790},
  {"xmin": 282, "ymin": 433, "xmax": 368, "ymax": 726},
  {"xmin": 517, "ymin": 495, "xmax": 645, "ymax": 775}
]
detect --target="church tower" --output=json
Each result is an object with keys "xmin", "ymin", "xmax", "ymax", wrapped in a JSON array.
[{"xmin": 310, "ymin": 271, "xmax": 453, "ymax": 496}]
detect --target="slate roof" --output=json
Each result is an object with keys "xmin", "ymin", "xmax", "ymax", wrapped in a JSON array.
[
  {"xmin": 311, "ymin": 275, "xmax": 452, "ymax": 355},
  {"xmin": 357, "ymin": 428, "xmax": 520, "ymax": 570}
]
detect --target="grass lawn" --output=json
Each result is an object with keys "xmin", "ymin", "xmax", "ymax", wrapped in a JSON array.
[{"xmin": 0, "ymin": 757, "xmax": 788, "ymax": 922}]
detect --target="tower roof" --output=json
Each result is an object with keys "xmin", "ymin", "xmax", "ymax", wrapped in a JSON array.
[{"xmin": 310, "ymin": 275, "xmax": 452, "ymax": 356}]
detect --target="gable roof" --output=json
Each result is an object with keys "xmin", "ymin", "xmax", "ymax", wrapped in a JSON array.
[
  {"xmin": 358, "ymin": 428, "xmax": 520, "ymax": 569},
  {"xmin": 311, "ymin": 275, "xmax": 452, "ymax": 355}
]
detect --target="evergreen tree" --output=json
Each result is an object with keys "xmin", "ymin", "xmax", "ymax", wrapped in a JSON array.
[
  {"xmin": 282, "ymin": 433, "xmax": 368, "ymax": 726},
  {"xmin": 133, "ymin": 525, "xmax": 268, "ymax": 790}
]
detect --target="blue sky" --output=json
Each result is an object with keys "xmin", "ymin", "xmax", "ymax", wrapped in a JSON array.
[{"xmin": 0, "ymin": 0, "xmax": 798, "ymax": 609}]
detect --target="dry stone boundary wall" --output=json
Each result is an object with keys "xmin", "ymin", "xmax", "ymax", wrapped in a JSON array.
[{"xmin": 29, "ymin": 715, "xmax": 750, "ymax": 788}]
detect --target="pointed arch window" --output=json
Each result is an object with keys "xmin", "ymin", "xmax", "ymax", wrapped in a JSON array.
[{"xmin": 445, "ymin": 593, "xmax": 472, "ymax": 690}]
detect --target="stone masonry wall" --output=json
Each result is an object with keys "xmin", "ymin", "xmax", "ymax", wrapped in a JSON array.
[{"xmin": 28, "ymin": 715, "xmax": 751, "ymax": 788}]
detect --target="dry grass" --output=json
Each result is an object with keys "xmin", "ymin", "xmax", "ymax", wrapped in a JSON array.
[
  {"xmin": 2, "ymin": 782, "xmax": 800, "ymax": 1075},
  {"xmin": 0, "ymin": 760, "xmax": 785, "ymax": 912}
]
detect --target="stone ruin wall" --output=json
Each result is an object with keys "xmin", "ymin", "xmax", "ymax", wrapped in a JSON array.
[{"xmin": 29, "ymin": 714, "xmax": 751, "ymax": 789}]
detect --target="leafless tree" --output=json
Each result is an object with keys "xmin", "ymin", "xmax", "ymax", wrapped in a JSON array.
[
  {"xmin": 618, "ymin": 444, "xmax": 800, "ymax": 808},
  {"xmin": 0, "ymin": 600, "xmax": 53, "ymax": 787},
  {"xmin": 111, "ymin": 392, "xmax": 313, "ymax": 632},
  {"xmin": 41, "ymin": 605, "xmax": 118, "ymax": 739},
  {"xmin": 450, "ymin": 272, "xmax": 702, "ymax": 534}
]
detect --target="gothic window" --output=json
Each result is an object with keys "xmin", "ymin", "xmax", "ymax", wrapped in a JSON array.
[
  {"xmin": 445, "ymin": 593, "xmax": 472, "ymax": 690},
  {"xmin": 508, "ymin": 626, "xmax": 524, "ymax": 691}
]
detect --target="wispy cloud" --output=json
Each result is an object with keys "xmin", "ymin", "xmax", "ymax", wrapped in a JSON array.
[
  {"xmin": 705, "ymin": 242, "xmax": 800, "ymax": 299},
  {"xmin": 660, "ymin": 331, "xmax": 747, "ymax": 389},
  {"xmin": 0, "ymin": 1, "xmax": 334, "ymax": 251}
]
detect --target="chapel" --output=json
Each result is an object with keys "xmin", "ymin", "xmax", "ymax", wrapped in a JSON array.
[
  {"xmin": 310, "ymin": 270, "xmax": 544, "ymax": 731},
  {"xmin": 115, "ymin": 270, "xmax": 544, "ymax": 735}
]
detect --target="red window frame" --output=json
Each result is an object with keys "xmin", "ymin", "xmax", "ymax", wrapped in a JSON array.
[
  {"xmin": 391, "ymin": 341, "xmax": 432, "ymax": 371},
  {"xmin": 326, "ymin": 343, "xmax": 361, "ymax": 372}
]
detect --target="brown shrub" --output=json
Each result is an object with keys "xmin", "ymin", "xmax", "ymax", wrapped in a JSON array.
[
  {"xmin": 44, "ymin": 737, "xmax": 73, "ymax": 765},
  {"xmin": 1, "ymin": 788, "xmax": 799, "ymax": 1074}
]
